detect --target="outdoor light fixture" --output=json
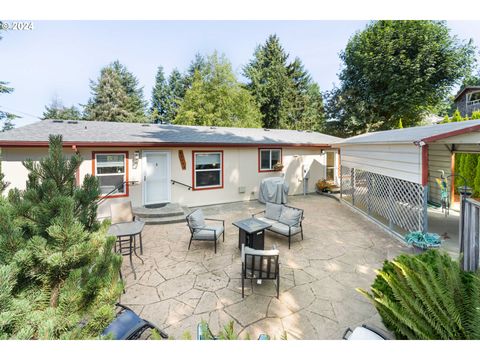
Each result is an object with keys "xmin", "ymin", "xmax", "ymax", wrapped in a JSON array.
[{"xmin": 133, "ymin": 151, "xmax": 140, "ymax": 169}]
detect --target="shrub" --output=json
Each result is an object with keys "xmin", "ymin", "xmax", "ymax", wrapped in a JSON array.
[
  {"xmin": 358, "ymin": 250, "xmax": 480, "ymax": 339},
  {"xmin": 0, "ymin": 135, "xmax": 122, "ymax": 339}
]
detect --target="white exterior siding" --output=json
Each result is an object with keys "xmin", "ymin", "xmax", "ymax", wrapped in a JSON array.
[
  {"xmin": 339, "ymin": 143, "xmax": 422, "ymax": 184},
  {"xmin": 1, "ymin": 146, "xmax": 327, "ymax": 218},
  {"xmin": 427, "ymin": 144, "xmax": 452, "ymax": 205}
]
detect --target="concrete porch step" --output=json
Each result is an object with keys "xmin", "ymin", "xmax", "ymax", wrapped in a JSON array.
[
  {"xmin": 133, "ymin": 203, "xmax": 185, "ymax": 218},
  {"xmin": 142, "ymin": 214, "xmax": 187, "ymax": 225},
  {"xmin": 133, "ymin": 203, "xmax": 190, "ymax": 224}
]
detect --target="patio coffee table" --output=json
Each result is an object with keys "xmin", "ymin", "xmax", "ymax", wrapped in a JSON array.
[
  {"xmin": 108, "ymin": 221, "xmax": 145, "ymax": 279},
  {"xmin": 232, "ymin": 218, "xmax": 272, "ymax": 250}
]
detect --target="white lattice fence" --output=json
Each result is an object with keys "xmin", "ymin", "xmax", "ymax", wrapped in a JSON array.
[{"xmin": 341, "ymin": 166, "xmax": 425, "ymax": 233}]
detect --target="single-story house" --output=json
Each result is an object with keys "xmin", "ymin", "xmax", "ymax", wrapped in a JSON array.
[
  {"xmin": 334, "ymin": 119, "xmax": 480, "ymax": 238},
  {"xmin": 0, "ymin": 120, "xmax": 340, "ymax": 217}
]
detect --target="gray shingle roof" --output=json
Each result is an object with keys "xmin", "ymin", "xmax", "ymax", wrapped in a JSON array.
[
  {"xmin": 0, "ymin": 120, "xmax": 340, "ymax": 146},
  {"xmin": 336, "ymin": 119, "xmax": 480, "ymax": 145}
]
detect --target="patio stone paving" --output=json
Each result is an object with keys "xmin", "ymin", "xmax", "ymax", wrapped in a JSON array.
[{"xmin": 119, "ymin": 195, "xmax": 409, "ymax": 339}]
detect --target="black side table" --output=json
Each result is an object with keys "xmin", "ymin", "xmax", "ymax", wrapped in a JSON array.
[{"xmin": 232, "ymin": 218, "xmax": 272, "ymax": 250}]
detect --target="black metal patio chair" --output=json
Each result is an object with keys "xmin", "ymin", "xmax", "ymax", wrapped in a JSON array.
[
  {"xmin": 186, "ymin": 209, "xmax": 225, "ymax": 254},
  {"xmin": 241, "ymin": 244, "xmax": 280, "ymax": 298}
]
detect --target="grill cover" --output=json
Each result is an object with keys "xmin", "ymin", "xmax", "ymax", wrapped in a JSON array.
[{"xmin": 258, "ymin": 177, "xmax": 289, "ymax": 204}]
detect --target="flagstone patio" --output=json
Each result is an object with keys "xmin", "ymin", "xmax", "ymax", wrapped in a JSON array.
[{"xmin": 119, "ymin": 195, "xmax": 409, "ymax": 339}]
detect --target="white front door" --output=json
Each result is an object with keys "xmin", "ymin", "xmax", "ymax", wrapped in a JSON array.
[{"xmin": 143, "ymin": 151, "xmax": 171, "ymax": 205}]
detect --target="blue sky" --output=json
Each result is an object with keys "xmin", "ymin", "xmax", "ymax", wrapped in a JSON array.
[{"xmin": 1, "ymin": 20, "xmax": 479, "ymax": 127}]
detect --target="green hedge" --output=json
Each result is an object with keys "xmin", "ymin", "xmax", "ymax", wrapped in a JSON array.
[{"xmin": 446, "ymin": 110, "xmax": 480, "ymax": 197}]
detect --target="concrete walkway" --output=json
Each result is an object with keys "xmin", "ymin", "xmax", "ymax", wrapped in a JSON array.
[{"xmin": 119, "ymin": 195, "xmax": 408, "ymax": 339}]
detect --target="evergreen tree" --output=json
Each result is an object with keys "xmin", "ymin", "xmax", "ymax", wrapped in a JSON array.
[
  {"xmin": 243, "ymin": 35, "xmax": 291, "ymax": 129},
  {"xmin": 0, "ymin": 82, "xmax": 16, "ymax": 131},
  {"xmin": 174, "ymin": 52, "xmax": 262, "ymax": 128},
  {"xmin": 84, "ymin": 61, "xmax": 147, "ymax": 122},
  {"xmin": 398, "ymin": 119, "xmax": 404, "ymax": 128},
  {"xmin": 0, "ymin": 135, "xmax": 122, "ymax": 339},
  {"xmin": 474, "ymin": 161, "xmax": 480, "ymax": 197},
  {"xmin": 462, "ymin": 154, "xmax": 478, "ymax": 189},
  {"xmin": 166, "ymin": 69, "xmax": 186, "ymax": 122},
  {"xmin": 471, "ymin": 111, "xmax": 480, "ymax": 120},
  {"xmin": 0, "ymin": 168, "xmax": 7, "ymax": 193},
  {"xmin": 301, "ymin": 83, "xmax": 326, "ymax": 132},
  {"xmin": 0, "ymin": 30, "xmax": 17, "ymax": 131},
  {"xmin": 43, "ymin": 97, "xmax": 81, "ymax": 120},
  {"xmin": 285, "ymin": 58, "xmax": 312, "ymax": 130},
  {"xmin": 150, "ymin": 66, "xmax": 172, "ymax": 123},
  {"xmin": 111, "ymin": 61, "xmax": 147, "ymax": 119},
  {"xmin": 244, "ymin": 35, "xmax": 325, "ymax": 130},
  {"xmin": 183, "ymin": 53, "xmax": 208, "ymax": 93},
  {"xmin": 451, "ymin": 109, "xmax": 464, "ymax": 122}
]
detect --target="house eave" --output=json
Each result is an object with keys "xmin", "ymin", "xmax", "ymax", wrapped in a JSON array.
[{"xmin": 0, "ymin": 141, "xmax": 334, "ymax": 148}]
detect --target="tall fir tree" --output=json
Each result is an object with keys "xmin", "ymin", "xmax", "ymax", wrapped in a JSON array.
[
  {"xmin": 0, "ymin": 135, "xmax": 122, "ymax": 339},
  {"xmin": 83, "ymin": 61, "xmax": 147, "ymax": 122},
  {"xmin": 243, "ymin": 35, "xmax": 291, "ymax": 129},
  {"xmin": 150, "ymin": 66, "xmax": 172, "ymax": 123},
  {"xmin": 183, "ymin": 53, "xmax": 208, "ymax": 93},
  {"xmin": 243, "ymin": 35, "xmax": 325, "ymax": 130},
  {"xmin": 166, "ymin": 68, "xmax": 186, "ymax": 122}
]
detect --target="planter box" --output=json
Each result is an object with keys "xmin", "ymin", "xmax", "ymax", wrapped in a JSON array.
[{"xmin": 411, "ymin": 244, "xmax": 440, "ymax": 254}]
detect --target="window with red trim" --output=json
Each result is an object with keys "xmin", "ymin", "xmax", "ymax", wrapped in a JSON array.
[
  {"xmin": 94, "ymin": 153, "xmax": 127, "ymax": 196},
  {"xmin": 193, "ymin": 151, "xmax": 223, "ymax": 189},
  {"xmin": 259, "ymin": 148, "xmax": 282, "ymax": 171}
]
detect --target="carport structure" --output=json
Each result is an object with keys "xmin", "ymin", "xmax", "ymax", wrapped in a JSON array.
[{"xmin": 334, "ymin": 120, "xmax": 480, "ymax": 245}]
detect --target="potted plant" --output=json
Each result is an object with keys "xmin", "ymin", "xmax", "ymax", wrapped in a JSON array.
[
  {"xmin": 404, "ymin": 231, "xmax": 441, "ymax": 253},
  {"xmin": 315, "ymin": 179, "xmax": 333, "ymax": 193},
  {"xmin": 273, "ymin": 162, "xmax": 284, "ymax": 171}
]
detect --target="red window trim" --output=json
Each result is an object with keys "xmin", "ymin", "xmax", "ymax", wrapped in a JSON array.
[
  {"xmin": 258, "ymin": 147, "xmax": 283, "ymax": 173},
  {"xmin": 92, "ymin": 151, "xmax": 129, "ymax": 199},
  {"xmin": 192, "ymin": 150, "xmax": 224, "ymax": 191}
]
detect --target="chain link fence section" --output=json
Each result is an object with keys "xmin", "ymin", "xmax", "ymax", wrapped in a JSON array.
[{"xmin": 340, "ymin": 166, "xmax": 425, "ymax": 233}]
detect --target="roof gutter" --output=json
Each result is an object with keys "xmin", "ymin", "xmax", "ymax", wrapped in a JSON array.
[
  {"xmin": 421, "ymin": 124, "xmax": 480, "ymax": 143},
  {"xmin": 0, "ymin": 141, "xmax": 333, "ymax": 148}
]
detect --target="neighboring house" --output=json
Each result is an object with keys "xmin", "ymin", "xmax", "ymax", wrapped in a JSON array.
[
  {"xmin": 0, "ymin": 120, "xmax": 340, "ymax": 216},
  {"xmin": 454, "ymin": 86, "xmax": 480, "ymax": 118}
]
